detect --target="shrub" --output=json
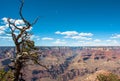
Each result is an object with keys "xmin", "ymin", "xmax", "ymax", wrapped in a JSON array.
[
  {"xmin": 0, "ymin": 69, "xmax": 14, "ymax": 81},
  {"xmin": 97, "ymin": 73, "xmax": 120, "ymax": 81}
]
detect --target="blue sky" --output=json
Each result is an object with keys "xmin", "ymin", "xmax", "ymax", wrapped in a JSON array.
[{"xmin": 0, "ymin": 0, "xmax": 120, "ymax": 46}]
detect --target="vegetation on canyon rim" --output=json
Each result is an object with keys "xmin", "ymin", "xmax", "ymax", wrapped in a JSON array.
[{"xmin": 97, "ymin": 73, "xmax": 120, "ymax": 81}]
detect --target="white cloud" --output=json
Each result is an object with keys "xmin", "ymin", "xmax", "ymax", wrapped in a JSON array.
[
  {"xmin": 55, "ymin": 31, "xmax": 61, "ymax": 34},
  {"xmin": 94, "ymin": 39, "xmax": 101, "ymax": 42},
  {"xmin": 31, "ymin": 35, "xmax": 40, "ymax": 40},
  {"xmin": 111, "ymin": 34, "xmax": 120, "ymax": 39},
  {"xmin": 0, "ymin": 26, "xmax": 6, "ymax": 30},
  {"xmin": 1, "ymin": 17, "xmax": 31, "ymax": 31},
  {"xmin": 64, "ymin": 35, "xmax": 91, "ymax": 40},
  {"xmin": 106, "ymin": 39, "xmax": 118, "ymax": 43},
  {"xmin": 0, "ymin": 26, "xmax": 7, "ymax": 35},
  {"xmin": 71, "ymin": 39, "xmax": 120, "ymax": 46},
  {"xmin": 55, "ymin": 31, "xmax": 78, "ymax": 36},
  {"xmin": 0, "ymin": 36, "xmax": 12, "ymax": 41},
  {"xmin": 55, "ymin": 31, "xmax": 93, "ymax": 37},
  {"xmin": 15, "ymin": 19, "xmax": 24, "ymax": 25},
  {"xmin": 6, "ymin": 34, "xmax": 11, "ymax": 36},
  {"xmin": 79, "ymin": 32, "xmax": 93, "ymax": 37},
  {"xmin": 0, "ymin": 30, "xmax": 5, "ymax": 34},
  {"xmin": 55, "ymin": 31, "xmax": 93, "ymax": 41},
  {"xmin": 112, "ymin": 40, "xmax": 118, "ymax": 44},
  {"xmin": 2, "ymin": 17, "xmax": 8, "ymax": 24},
  {"xmin": 106, "ymin": 40, "xmax": 111, "ymax": 42},
  {"xmin": 68, "ymin": 36, "xmax": 80, "ymax": 39},
  {"xmin": 71, "ymin": 36, "xmax": 92, "ymax": 40},
  {"xmin": 2, "ymin": 17, "xmax": 24, "ymax": 25},
  {"xmin": 0, "ymin": 17, "xmax": 35, "ymax": 45},
  {"xmin": 42, "ymin": 37, "xmax": 54, "ymax": 40},
  {"xmin": 0, "ymin": 17, "xmax": 33, "ymax": 42},
  {"xmin": 78, "ymin": 41, "xmax": 85, "ymax": 43},
  {"xmin": 53, "ymin": 39, "xmax": 66, "ymax": 45},
  {"xmin": 105, "ymin": 39, "xmax": 120, "ymax": 46}
]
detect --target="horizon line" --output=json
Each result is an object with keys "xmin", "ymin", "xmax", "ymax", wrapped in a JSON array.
[{"xmin": 0, "ymin": 46, "xmax": 120, "ymax": 47}]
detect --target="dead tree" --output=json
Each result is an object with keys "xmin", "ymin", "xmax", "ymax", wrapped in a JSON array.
[{"xmin": 5, "ymin": 0, "xmax": 48, "ymax": 81}]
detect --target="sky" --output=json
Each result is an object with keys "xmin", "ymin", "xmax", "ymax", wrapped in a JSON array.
[{"xmin": 0, "ymin": 0, "xmax": 120, "ymax": 46}]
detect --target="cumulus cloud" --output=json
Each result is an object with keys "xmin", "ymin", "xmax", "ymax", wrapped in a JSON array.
[
  {"xmin": 72, "ymin": 39, "xmax": 120, "ymax": 46},
  {"xmin": 106, "ymin": 40, "xmax": 111, "ymax": 42},
  {"xmin": 78, "ymin": 41, "xmax": 85, "ymax": 43},
  {"xmin": 31, "ymin": 35, "xmax": 40, "ymax": 40},
  {"xmin": 0, "ymin": 26, "xmax": 6, "ymax": 30},
  {"xmin": 111, "ymin": 34, "xmax": 120, "ymax": 39},
  {"xmin": 1, "ymin": 17, "xmax": 32, "ymax": 32},
  {"xmin": 0, "ymin": 26, "xmax": 7, "ymax": 35},
  {"xmin": 55, "ymin": 31, "xmax": 93, "ymax": 41},
  {"xmin": 15, "ymin": 19, "xmax": 24, "ymax": 25},
  {"xmin": 0, "ymin": 30, "xmax": 5, "ymax": 35},
  {"xmin": 79, "ymin": 32, "xmax": 93, "ymax": 37},
  {"xmin": 2, "ymin": 17, "xmax": 8, "ymax": 24},
  {"xmin": 71, "ymin": 36, "xmax": 92, "ymax": 40},
  {"xmin": 53, "ymin": 39, "xmax": 66, "ymax": 45},
  {"xmin": 2, "ymin": 17, "xmax": 24, "ymax": 25},
  {"xmin": 111, "ymin": 40, "xmax": 118, "ymax": 44},
  {"xmin": 94, "ymin": 39, "xmax": 101, "ymax": 42},
  {"xmin": 42, "ymin": 37, "xmax": 54, "ymax": 40},
  {"xmin": 55, "ymin": 31, "xmax": 61, "ymax": 34},
  {"xmin": 0, "ymin": 17, "xmax": 34, "ymax": 44},
  {"xmin": 0, "ymin": 36, "xmax": 12, "ymax": 41},
  {"xmin": 106, "ymin": 39, "xmax": 119, "ymax": 46},
  {"xmin": 106, "ymin": 39, "xmax": 118, "ymax": 43},
  {"xmin": 55, "ymin": 31, "xmax": 78, "ymax": 36}
]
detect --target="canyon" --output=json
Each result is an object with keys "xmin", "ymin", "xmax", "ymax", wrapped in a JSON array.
[{"xmin": 0, "ymin": 46, "xmax": 120, "ymax": 81}]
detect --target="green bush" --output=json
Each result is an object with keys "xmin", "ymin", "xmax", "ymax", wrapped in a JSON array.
[
  {"xmin": 97, "ymin": 73, "xmax": 120, "ymax": 81},
  {"xmin": 0, "ymin": 69, "xmax": 14, "ymax": 81}
]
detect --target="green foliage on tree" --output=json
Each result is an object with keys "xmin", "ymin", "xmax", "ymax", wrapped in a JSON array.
[
  {"xmin": 97, "ymin": 73, "xmax": 120, "ymax": 81},
  {"xmin": 0, "ymin": 69, "xmax": 14, "ymax": 81}
]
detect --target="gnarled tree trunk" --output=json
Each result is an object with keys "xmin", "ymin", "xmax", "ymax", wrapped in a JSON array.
[{"xmin": 14, "ymin": 59, "xmax": 22, "ymax": 81}]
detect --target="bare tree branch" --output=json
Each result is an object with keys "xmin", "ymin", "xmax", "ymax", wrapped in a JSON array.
[
  {"xmin": 19, "ymin": 0, "xmax": 31, "ymax": 28},
  {"xmin": 31, "ymin": 16, "xmax": 40, "ymax": 26},
  {"xmin": 19, "ymin": 0, "xmax": 39, "ymax": 27},
  {"xmin": 7, "ymin": 18, "xmax": 17, "ymax": 42}
]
